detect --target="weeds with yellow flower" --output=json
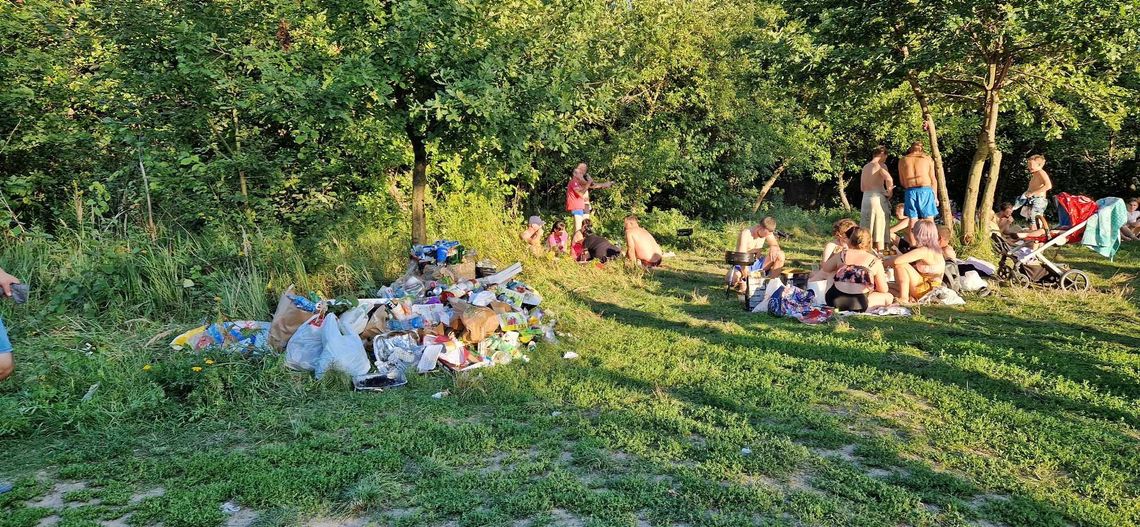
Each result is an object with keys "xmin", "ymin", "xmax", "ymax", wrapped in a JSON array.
[
  {"xmin": 191, "ymin": 366, "xmax": 203, "ymax": 372},
  {"xmin": 143, "ymin": 364, "xmax": 152, "ymax": 371},
  {"xmin": 204, "ymin": 359, "xmax": 215, "ymax": 365}
]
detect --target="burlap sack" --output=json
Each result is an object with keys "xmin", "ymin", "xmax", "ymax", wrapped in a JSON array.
[{"xmin": 269, "ymin": 285, "xmax": 314, "ymax": 350}]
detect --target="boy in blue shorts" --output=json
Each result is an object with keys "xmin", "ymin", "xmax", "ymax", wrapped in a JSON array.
[{"xmin": 0, "ymin": 267, "xmax": 21, "ymax": 381}]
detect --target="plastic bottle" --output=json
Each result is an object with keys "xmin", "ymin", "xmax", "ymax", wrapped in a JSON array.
[{"xmin": 388, "ymin": 316, "xmax": 425, "ymax": 332}]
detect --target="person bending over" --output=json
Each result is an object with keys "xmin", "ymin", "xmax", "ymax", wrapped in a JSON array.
[
  {"xmin": 623, "ymin": 215, "xmax": 663, "ymax": 268},
  {"xmin": 820, "ymin": 227, "xmax": 894, "ymax": 312},
  {"xmin": 579, "ymin": 219, "xmax": 622, "ymax": 263},
  {"xmin": 888, "ymin": 219, "xmax": 946, "ymax": 303},
  {"xmin": 810, "ymin": 218, "xmax": 856, "ymax": 281},
  {"xmin": 726, "ymin": 216, "xmax": 785, "ymax": 289},
  {"xmin": 0, "ymin": 267, "xmax": 21, "ymax": 381}
]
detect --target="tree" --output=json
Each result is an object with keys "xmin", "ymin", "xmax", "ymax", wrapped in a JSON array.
[{"xmin": 926, "ymin": 0, "xmax": 1138, "ymax": 242}]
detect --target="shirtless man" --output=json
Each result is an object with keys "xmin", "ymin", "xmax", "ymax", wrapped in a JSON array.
[
  {"xmin": 726, "ymin": 216, "xmax": 785, "ymax": 289},
  {"xmin": 565, "ymin": 162, "xmax": 614, "ymax": 234},
  {"xmin": 994, "ymin": 202, "xmax": 1019, "ymax": 237},
  {"xmin": 859, "ymin": 146, "xmax": 894, "ymax": 252},
  {"xmin": 897, "ymin": 142, "xmax": 937, "ymax": 246},
  {"xmin": 1015, "ymin": 155, "xmax": 1052, "ymax": 230},
  {"xmin": 624, "ymin": 215, "xmax": 663, "ymax": 268}
]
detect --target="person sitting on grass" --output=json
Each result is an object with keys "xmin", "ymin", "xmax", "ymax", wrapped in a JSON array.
[
  {"xmin": 887, "ymin": 219, "xmax": 946, "ymax": 303},
  {"xmin": 820, "ymin": 227, "xmax": 894, "ymax": 312},
  {"xmin": 1121, "ymin": 198, "xmax": 1140, "ymax": 242},
  {"xmin": 726, "ymin": 216, "xmax": 785, "ymax": 290},
  {"xmin": 0, "ymin": 266, "xmax": 21, "ymax": 381},
  {"xmin": 889, "ymin": 202, "xmax": 911, "ymax": 253},
  {"xmin": 520, "ymin": 215, "xmax": 545, "ymax": 256},
  {"xmin": 546, "ymin": 221, "xmax": 569, "ymax": 255},
  {"xmin": 938, "ymin": 225, "xmax": 957, "ymax": 260},
  {"xmin": 623, "ymin": 215, "xmax": 663, "ymax": 268},
  {"xmin": 578, "ymin": 219, "xmax": 622, "ymax": 263},
  {"xmin": 810, "ymin": 218, "xmax": 857, "ymax": 281}
]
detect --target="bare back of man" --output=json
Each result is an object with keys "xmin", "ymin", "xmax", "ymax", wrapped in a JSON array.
[
  {"xmin": 898, "ymin": 153, "xmax": 933, "ymax": 190},
  {"xmin": 625, "ymin": 224, "xmax": 663, "ymax": 267},
  {"xmin": 859, "ymin": 147, "xmax": 893, "ymax": 251},
  {"xmin": 897, "ymin": 143, "xmax": 938, "ymax": 245}
]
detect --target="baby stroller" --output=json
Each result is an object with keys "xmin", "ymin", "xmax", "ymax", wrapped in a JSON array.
[{"xmin": 991, "ymin": 193, "xmax": 1099, "ymax": 292}]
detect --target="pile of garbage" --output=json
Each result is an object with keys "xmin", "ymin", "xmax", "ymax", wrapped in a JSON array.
[{"xmin": 266, "ymin": 241, "xmax": 555, "ymax": 391}]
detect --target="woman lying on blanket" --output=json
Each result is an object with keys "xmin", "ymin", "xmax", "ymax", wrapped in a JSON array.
[
  {"xmin": 820, "ymin": 227, "xmax": 894, "ymax": 312},
  {"xmin": 887, "ymin": 219, "xmax": 946, "ymax": 303},
  {"xmin": 810, "ymin": 218, "xmax": 857, "ymax": 282}
]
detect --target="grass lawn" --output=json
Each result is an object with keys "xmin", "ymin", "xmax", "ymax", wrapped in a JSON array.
[{"xmin": 1, "ymin": 229, "xmax": 1138, "ymax": 527}]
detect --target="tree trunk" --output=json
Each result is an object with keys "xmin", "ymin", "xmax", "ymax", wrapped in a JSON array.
[
  {"xmin": 961, "ymin": 86, "xmax": 1001, "ymax": 244},
  {"xmin": 837, "ymin": 170, "xmax": 851, "ymax": 211},
  {"xmin": 407, "ymin": 123, "xmax": 428, "ymax": 244},
  {"xmin": 960, "ymin": 131, "xmax": 989, "ymax": 244},
  {"xmin": 978, "ymin": 93, "xmax": 1003, "ymax": 234},
  {"xmin": 753, "ymin": 162, "xmax": 787, "ymax": 212},
  {"xmin": 905, "ymin": 72, "xmax": 954, "ymax": 234}
]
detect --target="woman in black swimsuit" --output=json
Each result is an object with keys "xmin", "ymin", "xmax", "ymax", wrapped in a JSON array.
[
  {"xmin": 820, "ymin": 227, "xmax": 893, "ymax": 312},
  {"xmin": 578, "ymin": 219, "xmax": 623, "ymax": 263}
]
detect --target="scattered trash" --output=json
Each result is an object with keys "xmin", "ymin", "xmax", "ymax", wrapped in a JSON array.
[
  {"xmin": 563, "ymin": 351, "xmax": 579, "ymax": 360},
  {"xmin": 0, "ymin": 481, "xmax": 12, "ymax": 494},
  {"xmin": 741, "ymin": 447, "xmax": 752, "ymax": 455},
  {"xmin": 221, "ymin": 501, "xmax": 241, "ymax": 514},
  {"xmin": 81, "ymin": 383, "xmax": 100, "ymax": 402},
  {"xmin": 170, "ymin": 320, "xmax": 270, "ymax": 352},
  {"xmin": 431, "ymin": 390, "xmax": 450, "ymax": 399},
  {"xmin": 551, "ymin": 411, "xmax": 562, "ymax": 417}
]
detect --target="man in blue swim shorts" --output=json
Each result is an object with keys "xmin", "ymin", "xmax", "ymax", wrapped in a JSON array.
[
  {"xmin": 898, "ymin": 142, "xmax": 938, "ymax": 246},
  {"xmin": 0, "ymin": 266, "xmax": 21, "ymax": 381}
]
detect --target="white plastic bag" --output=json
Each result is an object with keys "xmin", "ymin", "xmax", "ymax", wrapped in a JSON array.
[
  {"xmin": 960, "ymin": 270, "xmax": 987, "ymax": 292},
  {"xmin": 339, "ymin": 304, "xmax": 371, "ymax": 336},
  {"xmin": 315, "ymin": 313, "xmax": 371, "ymax": 380},
  {"xmin": 285, "ymin": 315, "xmax": 324, "ymax": 372}
]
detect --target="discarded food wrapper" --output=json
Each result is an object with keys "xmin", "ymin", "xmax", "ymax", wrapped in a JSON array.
[
  {"xmin": 431, "ymin": 390, "xmax": 449, "ymax": 399},
  {"xmin": 741, "ymin": 447, "xmax": 752, "ymax": 455},
  {"xmin": 563, "ymin": 351, "xmax": 580, "ymax": 360},
  {"xmin": 551, "ymin": 411, "xmax": 562, "ymax": 417},
  {"xmin": 221, "ymin": 501, "xmax": 241, "ymax": 514}
]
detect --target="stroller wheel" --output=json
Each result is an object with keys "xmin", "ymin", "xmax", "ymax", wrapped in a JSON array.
[
  {"xmin": 1012, "ymin": 270, "xmax": 1032, "ymax": 288},
  {"xmin": 1060, "ymin": 270, "xmax": 1091, "ymax": 292}
]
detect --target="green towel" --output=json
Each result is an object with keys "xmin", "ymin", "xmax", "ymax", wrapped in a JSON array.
[{"xmin": 1081, "ymin": 198, "xmax": 1126, "ymax": 259}]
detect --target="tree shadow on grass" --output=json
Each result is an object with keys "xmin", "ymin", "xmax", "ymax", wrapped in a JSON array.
[{"xmin": 649, "ymin": 266, "xmax": 1140, "ymax": 409}]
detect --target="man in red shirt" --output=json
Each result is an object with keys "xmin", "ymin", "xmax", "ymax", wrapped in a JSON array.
[{"xmin": 566, "ymin": 162, "xmax": 613, "ymax": 234}]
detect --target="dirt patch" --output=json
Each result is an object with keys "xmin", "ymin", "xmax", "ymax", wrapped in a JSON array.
[
  {"xmin": 865, "ymin": 467, "xmax": 893, "ymax": 478},
  {"xmin": 223, "ymin": 508, "xmax": 258, "ymax": 527},
  {"xmin": 558, "ymin": 451, "xmax": 573, "ymax": 463},
  {"xmin": 26, "ymin": 481, "xmax": 88, "ymax": 509},
  {"xmin": 130, "ymin": 487, "xmax": 165, "ymax": 504},
  {"xmin": 306, "ymin": 516, "xmax": 370, "ymax": 527},
  {"xmin": 35, "ymin": 516, "xmax": 60, "ymax": 527},
  {"xmin": 813, "ymin": 444, "xmax": 858, "ymax": 463},
  {"xmin": 102, "ymin": 513, "xmax": 133, "ymax": 527},
  {"xmin": 548, "ymin": 508, "xmax": 585, "ymax": 527}
]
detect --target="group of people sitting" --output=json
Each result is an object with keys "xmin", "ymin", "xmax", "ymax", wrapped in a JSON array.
[
  {"xmin": 520, "ymin": 215, "xmax": 665, "ymax": 268},
  {"xmin": 815, "ymin": 218, "xmax": 948, "ymax": 310},
  {"xmin": 727, "ymin": 210, "xmax": 954, "ymax": 311}
]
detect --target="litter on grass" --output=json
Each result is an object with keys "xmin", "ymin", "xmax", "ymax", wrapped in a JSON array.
[{"xmin": 267, "ymin": 240, "xmax": 557, "ymax": 390}]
